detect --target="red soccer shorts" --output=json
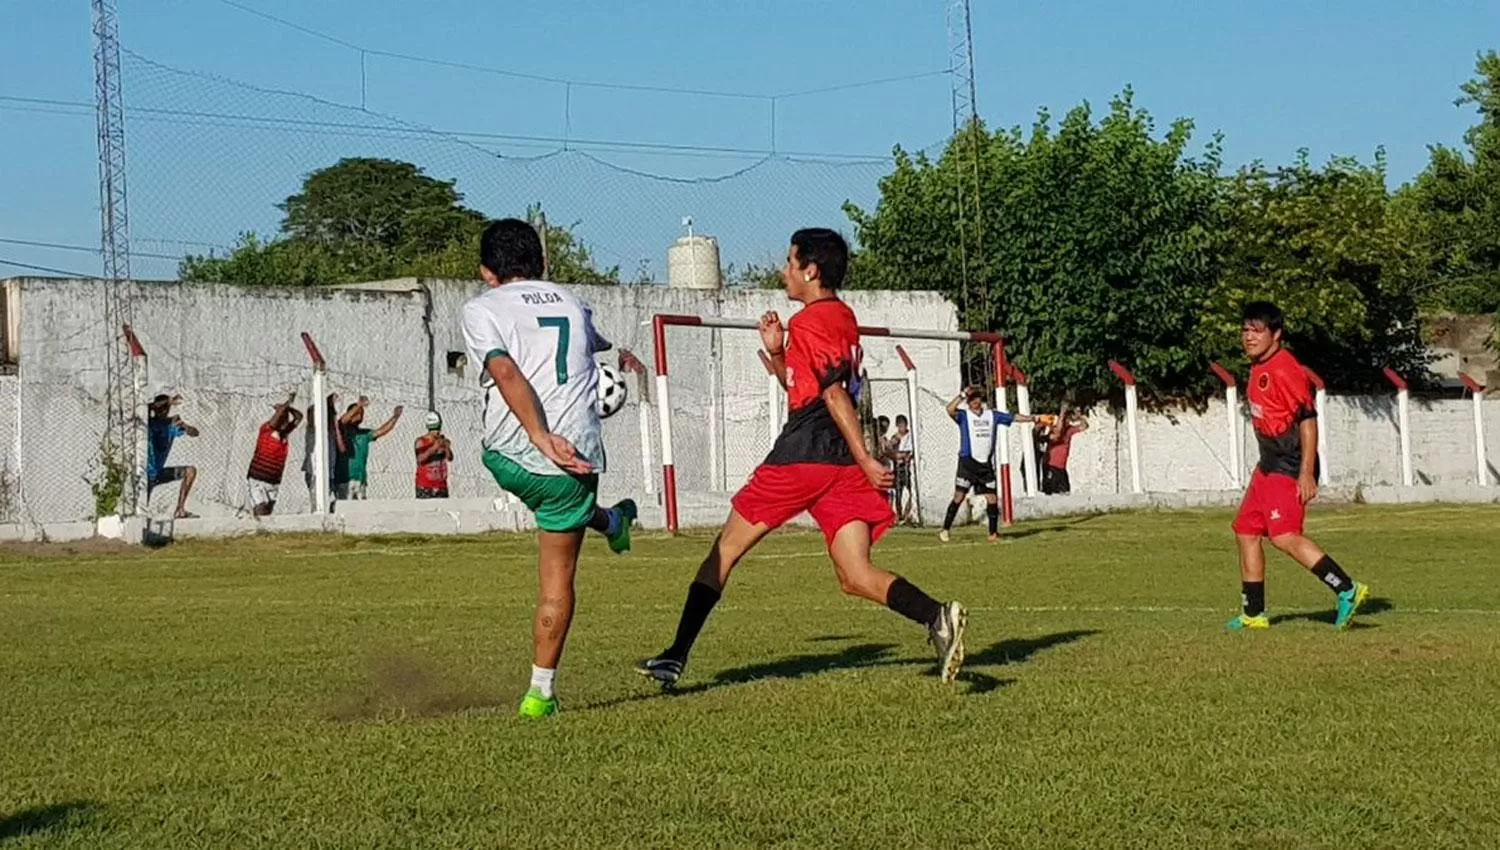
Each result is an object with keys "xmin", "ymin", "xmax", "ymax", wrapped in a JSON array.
[
  {"xmin": 1232, "ymin": 468, "xmax": 1305, "ymax": 538},
  {"xmin": 731, "ymin": 463, "xmax": 896, "ymax": 547}
]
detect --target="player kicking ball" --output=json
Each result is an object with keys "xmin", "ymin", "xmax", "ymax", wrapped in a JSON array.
[
  {"xmin": 636, "ymin": 228, "xmax": 967, "ymax": 688},
  {"xmin": 461, "ymin": 218, "xmax": 637, "ymax": 718},
  {"xmin": 1227, "ymin": 301, "xmax": 1368, "ymax": 631}
]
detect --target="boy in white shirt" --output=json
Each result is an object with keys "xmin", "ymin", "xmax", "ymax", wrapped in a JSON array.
[{"xmin": 460, "ymin": 218, "xmax": 636, "ymax": 718}]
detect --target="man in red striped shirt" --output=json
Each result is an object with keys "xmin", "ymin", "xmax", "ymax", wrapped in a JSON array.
[{"xmin": 246, "ymin": 393, "xmax": 303, "ymax": 517}]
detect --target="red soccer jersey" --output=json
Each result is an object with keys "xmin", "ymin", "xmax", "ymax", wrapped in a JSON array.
[
  {"xmin": 247, "ymin": 423, "xmax": 290, "ymax": 485},
  {"xmin": 1247, "ymin": 348, "xmax": 1316, "ymax": 477},
  {"xmin": 764, "ymin": 298, "xmax": 862, "ymax": 466}
]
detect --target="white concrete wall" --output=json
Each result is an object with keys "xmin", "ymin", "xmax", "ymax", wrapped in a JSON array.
[
  {"xmin": 5, "ymin": 276, "xmax": 1496, "ymax": 528},
  {"xmin": 1008, "ymin": 393, "xmax": 1500, "ymax": 501}
]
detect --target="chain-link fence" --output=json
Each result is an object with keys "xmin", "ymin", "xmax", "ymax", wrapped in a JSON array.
[{"xmin": 118, "ymin": 48, "xmax": 927, "ymax": 285}]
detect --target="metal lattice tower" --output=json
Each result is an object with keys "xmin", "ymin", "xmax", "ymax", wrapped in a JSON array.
[
  {"xmin": 946, "ymin": 0, "xmax": 985, "ymax": 329},
  {"xmin": 93, "ymin": 0, "xmax": 139, "ymax": 512}
]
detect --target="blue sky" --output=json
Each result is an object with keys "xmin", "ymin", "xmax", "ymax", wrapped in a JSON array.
[{"xmin": 1, "ymin": 0, "xmax": 1496, "ymax": 280}]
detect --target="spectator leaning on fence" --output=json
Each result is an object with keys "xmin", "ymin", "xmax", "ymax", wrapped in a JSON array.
[
  {"xmin": 147, "ymin": 393, "xmax": 200, "ymax": 519},
  {"xmin": 335, "ymin": 397, "xmax": 403, "ymax": 500},
  {"xmin": 246, "ymin": 392, "xmax": 303, "ymax": 517},
  {"xmin": 1040, "ymin": 403, "xmax": 1088, "ymax": 495},
  {"xmin": 414, "ymin": 411, "xmax": 452, "ymax": 499}
]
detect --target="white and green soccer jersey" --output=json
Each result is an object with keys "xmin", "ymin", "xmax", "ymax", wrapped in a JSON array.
[{"xmin": 460, "ymin": 280, "xmax": 609, "ymax": 476}]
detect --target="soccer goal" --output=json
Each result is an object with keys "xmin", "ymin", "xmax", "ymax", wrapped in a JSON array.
[{"xmin": 649, "ymin": 313, "xmax": 1017, "ymax": 534}]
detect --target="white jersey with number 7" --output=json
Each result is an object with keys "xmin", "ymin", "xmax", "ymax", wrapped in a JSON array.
[{"xmin": 460, "ymin": 280, "xmax": 609, "ymax": 476}]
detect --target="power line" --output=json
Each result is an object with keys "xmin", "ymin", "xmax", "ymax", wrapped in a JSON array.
[
  {"xmin": 0, "ymin": 257, "xmax": 95, "ymax": 277},
  {"xmin": 0, "ymin": 236, "xmax": 184, "ymax": 261},
  {"xmin": 1, "ymin": 78, "xmax": 897, "ymax": 164},
  {"xmin": 214, "ymin": 0, "xmax": 949, "ymax": 103}
]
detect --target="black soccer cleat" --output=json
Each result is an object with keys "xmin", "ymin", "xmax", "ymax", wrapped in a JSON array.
[{"xmin": 635, "ymin": 654, "xmax": 684, "ymax": 689}]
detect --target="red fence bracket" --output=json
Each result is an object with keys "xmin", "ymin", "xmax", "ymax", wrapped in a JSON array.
[
  {"xmin": 1108, "ymin": 360, "xmax": 1136, "ymax": 386},
  {"xmin": 122, "ymin": 324, "xmax": 145, "ymax": 359},
  {"xmin": 300, "ymin": 332, "xmax": 326, "ymax": 370},
  {"xmin": 1209, "ymin": 362, "xmax": 1235, "ymax": 387},
  {"xmin": 1459, "ymin": 373, "xmax": 1485, "ymax": 394},
  {"xmin": 1382, "ymin": 367, "xmax": 1408, "ymax": 391}
]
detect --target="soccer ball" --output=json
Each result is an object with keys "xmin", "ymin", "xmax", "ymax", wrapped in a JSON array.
[{"xmin": 596, "ymin": 362, "xmax": 628, "ymax": 418}]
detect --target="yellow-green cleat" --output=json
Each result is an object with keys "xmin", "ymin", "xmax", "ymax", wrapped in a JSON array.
[
  {"xmin": 1334, "ymin": 581, "xmax": 1369, "ymax": 631},
  {"xmin": 1225, "ymin": 613, "xmax": 1270, "ymax": 631},
  {"xmin": 517, "ymin": 687, "xmax": 558, "ymax": 718}
]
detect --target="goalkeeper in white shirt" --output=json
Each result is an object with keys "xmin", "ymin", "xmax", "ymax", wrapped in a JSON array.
[{"xmin": 460, "ymin": 218, "xmax": 637, "ymax": 719}]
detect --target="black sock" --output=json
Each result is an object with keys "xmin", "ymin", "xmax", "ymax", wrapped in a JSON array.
[
  {"xmin": 1241, "ymin": 581, "xmax": 1265, "ymax": 618},
  {"xmin": 942, "ymin": 501, "xmax": 961, "ymax": 531},
  {"xmin": 586, "ymin": 507, "xmax": 611, "ymax": 533},
  {"xmin": 986, "ymin": 504, "xmax": 1000, "ymax": 535},
  {"xmin": 886, "ymin": 577, "xmax": 942, "ymax": 628},
  {"xmin": 665, "ymin": 581, "xmax": 720, "ymax": 661},
  {"xmin": 1311, "ymin": 555, "xmax": 1354, "ymax": 595}
]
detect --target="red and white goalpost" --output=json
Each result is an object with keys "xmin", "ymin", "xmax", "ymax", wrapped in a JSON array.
[{"xmin": 651, "ymin": 313, "xmax": 1012, "ymax": 534}]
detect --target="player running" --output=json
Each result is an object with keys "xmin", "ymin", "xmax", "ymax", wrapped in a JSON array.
[
  {"xmin": 939, "ymin": 386, "xmax": 1032, "ymax": 543},
  {"xmin": 460, "ymin": 218, "xmax": 637, "ymax": 718},
  {"xmin": 636, "ymin": 228, "xmax": 968, "ymax": 688},
  {"xmin": 1227, "ymin": 301, "xmax": 1369, "ymax": 631}
]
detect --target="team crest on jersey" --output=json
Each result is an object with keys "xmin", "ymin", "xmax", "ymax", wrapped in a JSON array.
[{"xmin": 1257, "ymin": 373, "xmax": 1271, "ymax": 391}]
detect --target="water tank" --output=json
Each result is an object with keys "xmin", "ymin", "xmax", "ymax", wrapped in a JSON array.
[{"xmin": 667, "ymin": 235, "xmax": 722, "ymax": 289}]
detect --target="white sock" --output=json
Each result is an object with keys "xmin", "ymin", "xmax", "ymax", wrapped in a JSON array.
[{"xmin": 530, "ymin": 665, "xmax": 556, "ymax": 699}]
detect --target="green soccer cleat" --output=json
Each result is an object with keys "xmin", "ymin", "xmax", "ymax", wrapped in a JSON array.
[
  {"xmin": 605, "ymin": 499, "xmax": 638, "ymax": 555},
  {"xmin": 1225, "ymin": 613, "xmax": 1270, "ymax": 631},
  {"xmin": 1333, "ymin": 581, "xmax": 1370, "ymax": 631},
  {"xmin": 517, "ymin": 688, "xmax": 558, "ymax": 718}
]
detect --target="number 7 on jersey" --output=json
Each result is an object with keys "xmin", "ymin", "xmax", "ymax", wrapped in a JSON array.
[{"xmin": 537, "ymin": 316, "xmax": 571, "ymax": 385}]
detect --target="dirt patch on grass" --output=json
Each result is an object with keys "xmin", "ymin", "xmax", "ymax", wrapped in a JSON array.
[
  {"xmin": 326, "ymin": 651, "xmax": 504, "ymax": 722},
  {"xmin": 0, "ymin": 538, "xmax": 141, "ymax": 560}
]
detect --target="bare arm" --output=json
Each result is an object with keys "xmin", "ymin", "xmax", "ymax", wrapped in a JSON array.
[
  {"xmin": 765, "ymin": 351, "xmax": 788, "ymax": 389},
  {"xmin": 1297, "ymin": 417, "xmax": 1318, "ymax": 503},
  {"xmin": 487, "ymin": 354, "xmax": 590, "ymax": 473},
  {"xmin": 946, "ymin": 392, "xmax": 965, "ymax": 420},
  {"xmin": 416, "ymin": 437, "xmax": 442, "ymax": 464},
  {"xmin": 173, "ymin": 417, "xmax": 200, "ymax": 438},
  {"xmin": 372, "ymin": 406, "xmax": 403, "ymax": 440},
  {"xmin": 758, "ymin": 312, "xmax": 788, "ymax": 389},
  {"xmin": 824, "ymin": 384, "xmax": 892, "ymax": 488},
  {"xmin": 285, "ymin": 406, "xmax": 304, "ymax": 431}
]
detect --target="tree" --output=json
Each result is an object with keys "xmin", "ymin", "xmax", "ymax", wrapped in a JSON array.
[
  {"xmin": 1210, "ymin": 152, "xmax": 1430, "ymax": 390},
  {"xmin": 1400, "ymin": 51, "xmax": 1500, "ymax": 316},
  {"xmin": 846, "ymin": 91, "xmax": 1225, "ymax": 405},
  {"xmin": 181, "ymin": 158, "xmax": 619, "ymax": 286}
]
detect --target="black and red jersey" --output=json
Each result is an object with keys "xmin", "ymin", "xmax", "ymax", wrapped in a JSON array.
[
  {"xmin": 247, "ymin": 423, "xmax": 290, "ymax": 485},
  {"xmin": 763, "ymin": 299, "xmax": 863, "ymax": 466},
  {"xmin": 1247, "ymin": 348, "xmax": 1317, "ymax": 478}
]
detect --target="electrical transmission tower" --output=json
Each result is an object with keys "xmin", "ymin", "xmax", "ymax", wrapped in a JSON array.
[
  {"xmin": 946, "ymin": 0, "xmax": 985, "ymax": 330},
  {"xmin": 93, "ymin": 0, "xmax": 140, "ymax": 513}
]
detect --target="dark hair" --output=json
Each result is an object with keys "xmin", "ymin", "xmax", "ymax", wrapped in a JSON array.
[
  {"xmin": 895, "ymin": 414, "xmax": 908, "ymax": 426},
  {"xmin": 790, "ymin": 228, "xmax": 849, "ymax": 290},
  {"xmin": 480, "ymin": 218, "xmax": 545, "ymax": 281},
  {"xmin": 1242, "ymin": 301, "xmax": 1284, "ymax": 334},
  {"xmin": 878, "ymin": 415, "xmax": 890, "ymax": 427}
]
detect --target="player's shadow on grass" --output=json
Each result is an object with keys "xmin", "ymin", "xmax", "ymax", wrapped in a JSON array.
[
  {"xmin": 645, "ymin": 630, "xmax": 1100, "ymax": 702},
  {"xmin": 1269, "ymin": 596, "xmax": 1394, "ymax": 629},
  {"xmin": 0, "ymin": 801, "xmax": 100, "ymax": 843},
  {"xmin": 1001, "ymin": 513, "xmax": 1106, "ymax": 541}
]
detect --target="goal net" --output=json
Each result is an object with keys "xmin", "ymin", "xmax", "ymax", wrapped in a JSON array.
[{"xmin": 649, "ymin": 313, "xmax": 1025, "ymax": 533}]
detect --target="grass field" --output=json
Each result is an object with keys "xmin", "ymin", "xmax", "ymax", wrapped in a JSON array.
[{"xmin": 3, "ymin": 504, "xmax": 1499, "ymax": 849}]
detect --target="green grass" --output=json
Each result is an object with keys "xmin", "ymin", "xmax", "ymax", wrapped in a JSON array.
[{"xmin": 3, "ymin": 505, "xmax": 1499, "ymax": 849}]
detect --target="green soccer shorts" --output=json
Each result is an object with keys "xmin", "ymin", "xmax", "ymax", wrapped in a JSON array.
[{"xmin": 482, "ymin": 450, "xmax": 598, "ymax": 533}]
